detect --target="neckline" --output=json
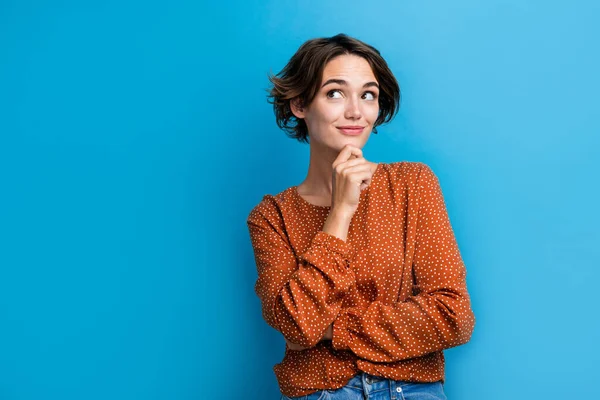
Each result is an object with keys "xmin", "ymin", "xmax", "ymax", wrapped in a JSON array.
[{"xmin": 292, "ymin": 163, "xmax": 383, "ymax": 209}]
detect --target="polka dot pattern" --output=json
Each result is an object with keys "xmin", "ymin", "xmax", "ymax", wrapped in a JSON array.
[{"xmin": 246, "ymin": 161, "xmax": 476, "ymax": 397}]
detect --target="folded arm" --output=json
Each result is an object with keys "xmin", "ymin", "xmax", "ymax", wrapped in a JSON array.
[
  {"xmin": 331, "ymin": 164, "xmax": 476, "ymax": 362},
  {"xmin": 247, "ymin": 203, "xmax": 357, "ymax": 348}
]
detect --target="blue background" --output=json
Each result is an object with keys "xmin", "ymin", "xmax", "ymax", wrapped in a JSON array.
[{"xmin": 1, "ymin": 0, "xmax": 599, "ymax": 399}]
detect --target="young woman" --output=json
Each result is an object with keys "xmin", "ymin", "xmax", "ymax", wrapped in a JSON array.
[{"xmin": 247, "ymin": 33, "xmax": 476, "ymax": 400}]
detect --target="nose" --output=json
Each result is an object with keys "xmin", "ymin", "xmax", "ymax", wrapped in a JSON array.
[{"xmin": 344, "ymin": 95, "xmax": 362, "ymax": 120}]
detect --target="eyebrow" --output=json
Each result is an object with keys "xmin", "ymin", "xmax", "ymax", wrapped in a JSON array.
[{"xmin": 321, "ymin": 79, "xmax": 379, "ymax": 90}]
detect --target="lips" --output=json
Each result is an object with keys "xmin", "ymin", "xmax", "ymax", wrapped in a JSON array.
[{"xmin": 337, "ymin": 126, "xmax": 365, "ymax": 136}]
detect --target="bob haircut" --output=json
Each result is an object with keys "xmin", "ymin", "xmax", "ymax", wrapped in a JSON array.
[{"xmin": 267, "ymin": 33, "xmax": 401, "ymax": 144}]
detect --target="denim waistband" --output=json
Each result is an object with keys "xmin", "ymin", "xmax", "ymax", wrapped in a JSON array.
[
  {"xmin": 334, "ymin": 371, "xmax": 440, "ymax": 400},
  {"xmin": 348, "ymin": 372, "xmax": 393, "ymax": 393}
]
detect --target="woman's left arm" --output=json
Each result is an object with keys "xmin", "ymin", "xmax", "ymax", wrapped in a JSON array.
[{"xmin": 331, "ymin": 163, "xmax": 476, "ymax": 362}]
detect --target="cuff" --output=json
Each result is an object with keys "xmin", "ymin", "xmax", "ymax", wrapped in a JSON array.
[
  {"xmin": 332, "ymin": 306, "xmax": 362, "ymax": 351},
  {"xmin": 311, "ymin": 231, "xmax": 357, "ymax": 260}
]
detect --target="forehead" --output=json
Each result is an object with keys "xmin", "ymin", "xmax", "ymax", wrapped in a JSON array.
[{"xmin": 321, "ymin": 54, "xmax": 377, "ymax": 83}]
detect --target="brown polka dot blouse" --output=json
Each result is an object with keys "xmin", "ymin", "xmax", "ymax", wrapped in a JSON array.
[{"xmin": 246, "ymin": 161, "xmax": 476, "ymax": 397}]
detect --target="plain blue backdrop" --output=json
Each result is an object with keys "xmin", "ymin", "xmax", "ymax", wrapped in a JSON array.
[{"xmin": 1, "ymin": 0, "xmax": 599, "ymax": 399}]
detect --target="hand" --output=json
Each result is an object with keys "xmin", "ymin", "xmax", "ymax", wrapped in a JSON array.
[
  {"xmin": 285, "ymin": 324, "xmax": 334, "ymax": 351},
  {"xmin": 323, "ymin": 323, "xmax": 333, "ymax": 340},
  {"xmin": 285, "ymin": 339, "xmax": 309, "ymax": 351},
  {"xmin": 331, "ymin": 144, "xmax": 377, "ymax": 214}
]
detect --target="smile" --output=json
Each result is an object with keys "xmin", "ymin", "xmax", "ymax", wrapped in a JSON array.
[{"xmin": 337, "ymin": 127, "xmax": 364, "ymax": 136}]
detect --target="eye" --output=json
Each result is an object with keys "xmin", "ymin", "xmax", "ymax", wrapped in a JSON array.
[
  {"xmin": 362, "ymin": 91, "xmax": 378, "ymax": 100},
  {"xmin": 326, "ymin": 89, "xmax": 343, "ymax": 99}
]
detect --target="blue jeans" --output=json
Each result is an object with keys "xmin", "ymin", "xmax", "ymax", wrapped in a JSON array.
[{"xmin": 281, "ymin": 371, "xmax": 448, "ymax": 400}]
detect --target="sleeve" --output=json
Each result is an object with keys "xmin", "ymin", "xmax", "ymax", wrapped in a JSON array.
[
  {"xmin": 331, "ymin": 163, "xmax": 476, "ymax": 362},
  {"xmin": 247, "ymin": 201, "xmax": 358, "ymax": 348}
]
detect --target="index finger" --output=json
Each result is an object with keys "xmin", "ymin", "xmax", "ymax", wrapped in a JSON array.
[{"xmin": 333, "ymin": 145, "xmax": 363, "ymax": 169}]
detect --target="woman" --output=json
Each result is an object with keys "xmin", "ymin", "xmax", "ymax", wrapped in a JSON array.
[{"xmin": 246, "ymin": 33, "xmax": 476, "ymax": 400}]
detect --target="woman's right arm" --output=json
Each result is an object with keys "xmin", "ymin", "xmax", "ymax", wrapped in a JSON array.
[{"xmin": 247, "ymin": 202, "xmax": 356, "ymax": 349}]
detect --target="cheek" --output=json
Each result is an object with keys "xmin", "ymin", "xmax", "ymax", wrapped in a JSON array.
[
  {"xmin": 364, "ymin": 103, "xmax": 380, "ymax": 121},
  {"xmin": 315, "ymin": 102, "xmax": 344, "ymax": 122}
]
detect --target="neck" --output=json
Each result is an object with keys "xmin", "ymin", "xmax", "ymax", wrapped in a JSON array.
[{"xmin": 298, "ymin": 143, "xmax": 341, "ymax": 197}]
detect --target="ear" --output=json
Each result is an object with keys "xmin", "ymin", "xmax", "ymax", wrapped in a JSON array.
[{"xmin": 290, "ymin": 97, "xmax": 306, "ymax": 119}]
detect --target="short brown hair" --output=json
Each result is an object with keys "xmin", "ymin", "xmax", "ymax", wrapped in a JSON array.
[{"xmin": 266, "ymin": 33, "xmax": 401, "ymax": 143}]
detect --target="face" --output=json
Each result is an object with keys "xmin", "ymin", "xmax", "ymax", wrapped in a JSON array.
[{"xmin": 291, "ymin": 54, "xmax": 380, "ymax": 153}]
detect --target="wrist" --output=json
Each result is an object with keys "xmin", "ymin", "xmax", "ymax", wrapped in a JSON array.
[
  {"xmin": 330, "ymin": 206, "xmax": 354, "ymax": 221},
  {"xmin": 322, "ymin": 208, "xmax": 353, "ymax": 242}
]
